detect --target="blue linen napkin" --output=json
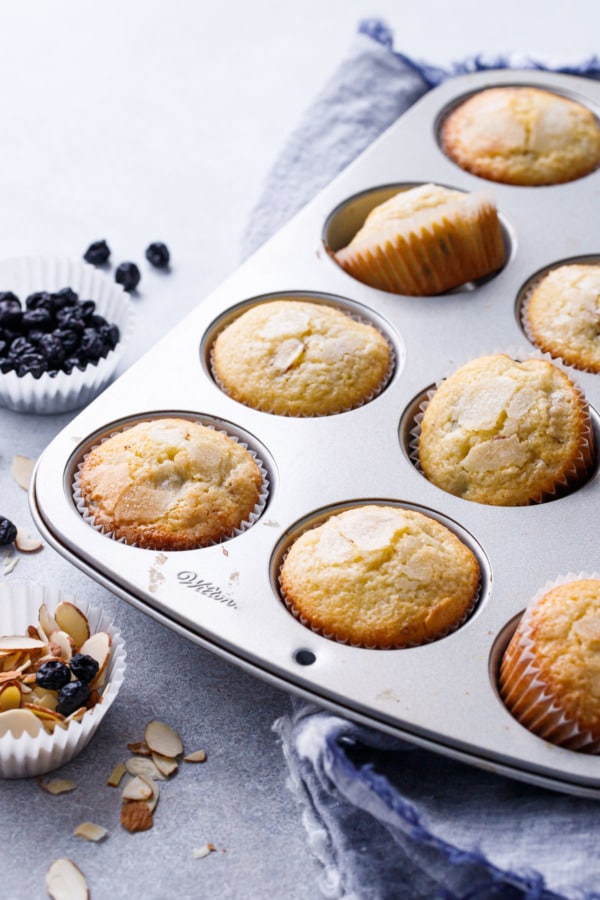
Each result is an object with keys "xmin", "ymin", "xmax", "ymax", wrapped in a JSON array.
[{"xmin": 243, "ymin": 21, "xmax": 600, "ymax": 900}]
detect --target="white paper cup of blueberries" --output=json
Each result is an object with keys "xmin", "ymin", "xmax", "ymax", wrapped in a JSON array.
[{"xmin": 0, "ymin": 256, "xmax": 134, "ymax": 414}]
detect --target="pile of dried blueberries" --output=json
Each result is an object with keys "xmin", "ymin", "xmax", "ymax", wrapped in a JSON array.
[{"xmin": 0, "ymin": 288, "xmax": 120, "ymax": 379}]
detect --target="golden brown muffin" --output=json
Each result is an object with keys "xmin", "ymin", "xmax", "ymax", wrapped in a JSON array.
[
  {"xmin": 418, "ymin": 354, "xmax": 594, "ymax": 506},
  {"xmin": 78, "ymin": 418, "xmax": 263, "ymax": 550},
  {"xmin": 499, "ymin": 579, "xmax": 600, "ymax": 750},
  {"xmin": 333, "ymin": 183, "xmax": 505, "ymax": 295},
  {"xmin": 279, "ymin": 504, "xmax": 480, "ymax": 648},
  {"xmin": 212, "ymin": 299, "xmax": 391, "ymax": 416},
  {"xmin": 524, "ymin": 263, "xmax": 600, "ymax": 372},
  {"xmin": 441, "ymin": 86, "xmax": 600, "ymax": 186}
]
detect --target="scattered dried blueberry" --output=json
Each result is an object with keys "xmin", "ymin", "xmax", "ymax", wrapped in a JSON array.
[
  {"xmin": 57, "ymin": 679, "xmax": 90, "ymax": 716},
  {"xmin": 36, "ymin": 660, "xmax": 72, "ymax": 690},
  {"xmin": 115, "ymin": 261, "xmax": 141, "ymax": 292},
  {"xmin": 84, "ymin": 240, "xmax": 111, "ymax": 266},
  {"xmin": 0, "ymin": 516, "xmax": 17, "ymax": 546},
  {"xmin": 145, "ymin": 242, "xmax": 170, "ymax": 268},
  {"xmin": 69, "ymin": 652, "xmax": 99, "ymax": 684}
]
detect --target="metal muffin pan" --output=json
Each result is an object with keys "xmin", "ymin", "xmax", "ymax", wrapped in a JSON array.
[{"xmin": 31, "ymin": 69, "xmax": 600, "ymax": 797}]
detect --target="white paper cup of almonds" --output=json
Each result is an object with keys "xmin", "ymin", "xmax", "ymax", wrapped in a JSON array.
[{"xmin": 0, "ymin": 582, "xmax": 126, "ymax": 778}]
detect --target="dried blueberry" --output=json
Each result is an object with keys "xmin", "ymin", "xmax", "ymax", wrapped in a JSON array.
[
  {"xmin": 145, "ymin": 242, "xmax": 170, "ymax": 268},
  {"xmin": 22, "ymin": 308, "xmax": 54, "ymax": 332},
  {"xmin": 80, "ymin": 328, "xmax": 105, "ymax": 361},
  {"xmin": 25, "ymin": 291, "xmax": 53, "ymax": 312},
  {"xmin": 69, "ymin": 653, "xmax": 99, "ymax": 684},
  {"xmin": 51, "ymin": 287, "xmax": 78, "ymax": 310},
  {"xmin": 57, "ymin": 680, "xmax": 90, "ymax": 716},
  {"xmin": 0, "ymin": 516, "xmax": 17, "ymax": 546},
  {"xmin": 84, "ymin": 240, "xmax": 110, "ymax": 266},
  {"xmin": 17, "ymin": 353, "xmax": 48, "ymax": 378},
  {"xmin": 36, "ymin": 660, "xmax": 71, "ymax": 690},
  {"xmin": 38, "ymin": 333, "xmax": 66, "ymax": 363},
  {"xmin": 56, "ymin": 308, "xmax": 85, "ymax": 334},
  {"xmin": 0, "ymin": 296, "xmax": 23, "ymax": 328},
  {"xmin": 115, "ymin": 261, "xmax": 140, "ymax": 292},
  {"xmin": 54, "ymin": 327, "xmax": 80, "ymax": 353}
]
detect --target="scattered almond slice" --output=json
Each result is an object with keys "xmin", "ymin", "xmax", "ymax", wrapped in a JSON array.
[
  {"xmin": 0, "ymin": 708, "xmax": 42, "ymax": 738},
  {"xmin": 38, "ymin": 777, "xmax": 77, "ymax": 795},
  {"xmin": 73, "ymin": 822, "xmax": 108, "ymax": 842},
  {"xmin": 121, "ymin": 775, "xmax": 154, "ymax": 802},
  {"xmin": 125, "ymin": 756, "xmax": 164, "ymax": 781},
  {"xmin": 192, "ymin": 843, "xmax": 216, "ymax": 859},
  {"xmin": 107, "ymin": 761, "xmax": 127, "ymax": 787},
  {"xmin": 143, "ymin": 777, "xmax": 160, "ymax": 813},
  {"xmin": 2, "ymin": 556, "xmax": 18, "ymax": 576},
  {"xmin": 11, "ymin": 454, "xmax": 35, "ymax": 491},
  {"xmin": 151, "ymin": 752, "xmax": 179, "ymax": 777},
  {"xmin": 127, "ymin": 740, "xmax": 151, "ymax": 756},
  {"xmin": 15, "ymin": 527, "xmax": 43, "ymax": 553},
  {"xmin": 45, "ymin": 858, "xmax": 89, "ymax": 900},
  {"xmin": 79, "ymin": 631, "xmax": 111, "ymax": 689},
  {"xmin": 144, "ymin": 720, "xmax": 183, "ymax": 759},
  {"xmin": 54, "ymin": 601, "xmax": 90, "ymax": 647},
  {"xmin": 184, "ymin": 749, "xmax": 207, "ymax": 763},
  {"xmin": 120, "ymin": 800, "xmax": 154, "ymax": 833}
]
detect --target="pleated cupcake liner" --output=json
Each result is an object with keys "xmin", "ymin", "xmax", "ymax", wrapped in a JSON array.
[{"xmin": 0, "ymin": 582, "xmax": 127, "ymax": 778}]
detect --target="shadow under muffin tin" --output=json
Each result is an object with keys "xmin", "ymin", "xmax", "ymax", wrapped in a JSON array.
[{"xmin": 31, "ymin": 69, "xmax": 600, "ymax": 798}]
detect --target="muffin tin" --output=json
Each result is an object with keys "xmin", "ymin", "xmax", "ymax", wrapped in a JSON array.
[{"xmin": 30, "ymin": 69, "xmax": 600, "ymax": 798}]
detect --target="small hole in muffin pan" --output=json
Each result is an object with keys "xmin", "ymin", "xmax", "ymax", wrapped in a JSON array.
[
  {"xmin": 270, "ymin": 498, "xmax": 490, "ymax": 648},
  {"xmin": 516, "ymin": 254, "xmax": 600, "ymax": 364},
  {"xmin": 201, "ymin": 289, "xmax": 403, "ymax": 415},
  {"xmin": 64, "ymin": 410, "xmax": 277, "ymax": 547},
  {"xmin": 399, "ymin": 383, "xmax": 600, "ymax": 505},
  {"xmin": 435, "ymin": 82, "xmax": 600, "ymax": 184},
  {"xmin": 321, "ymin": 181, "xmax": 513, "ymax": 296}
]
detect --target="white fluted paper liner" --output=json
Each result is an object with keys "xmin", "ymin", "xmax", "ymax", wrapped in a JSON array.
[
  {"xmin": 0, "ymin": 256, "xmax": 134, "ymax": 414},
  {"xmin": 72, "ymin": 417, "xmax": 270, "ymax": 548},
  {"xmin": 408, "ymin": 345, "xmax": 595, "ymax": 503},
  {"xmin": 499, "ymin": 572, "xmax": 600, "ymax": 753},
  {"xmin": 277, "ymin": 513, "xmax": 481, "ymax": 650},
  {"xmin": 209, "ymin": 308, "xmax": 395, "ymax": 417},
  {"xmin": 0, "ymin": 582, "xmax": 127, "ymax": 778}
]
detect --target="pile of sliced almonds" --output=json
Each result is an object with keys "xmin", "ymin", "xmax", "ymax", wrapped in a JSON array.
[
  {"xmin": 108, "ymin": 719, "xmax": 207, "ymax": 833},
  {"xmin": 0, "ymin": 600, "xmax": 111, "ymax": 736}
]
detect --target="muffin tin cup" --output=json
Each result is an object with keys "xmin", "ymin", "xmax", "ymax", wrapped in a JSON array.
[
  {"xmin": 499, "ymin": 572, "xmax": 600, "ymax": 754},
  {"xmin": 0, "ymin": 582, "xmax": 127, "ymax": 778},
  {"xmin": 0, "ymin": 256, "xmax": 134, "ymax": 415},
  {"xmin": 71, "ymin": 417, "xmax": 270, "ymax": 549},
  {"xmin": 408, "ymin": 346, "xmax": 596, "ymax": 505}
]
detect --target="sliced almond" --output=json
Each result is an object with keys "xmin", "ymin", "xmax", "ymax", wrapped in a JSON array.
[
  {"xmin": 45, "ymin": 858, "xmax": 89, "ymax": 900},
  {"xmin": 24, "ymin": 703, "xmax": 65, "ymax": 733},
  {"xmin": 184, "ymin": 749, "xmax": 207, "ymax": 763},
  {"xmin": 15, "ymin": 528, "xmax": 43, "ymax": 553},
  {"xmin": 30, "ymin": 686, "xmax": 58, "ymax": 711},
  {"xmin": 49, "ymin": 630, "xmax": 75, "ymax": 662},
  {"xmin": 38, "ymin": 603, "xmax": 59, "ymax": 641},
  {"xmin": 0, "ymin": 708, "xmax": 42, "ymax": 738},
  {"xmin": 27, "ymin": 625, "xmax": 43, "ymax": 640},
  {"xmin": 192, "ymin": 843, "xmax": 216, "ymax": 859},
  {"xmin": 73, "ymin": 822, "xmax": 108, "ymax": 842},
  {"xmin": 144, "ymin": 720, "xmax": 183, "ymax": 759},
  {"xmin": 79, "ymin": 631, "xmax": 111, "ymax": 688},
  {"xmin": 54, "ymin": 601, "xmax": 90, "ymax": 647},
  {"xmin": 151, "ymin": 752, "xmax": 179, "ymax": 777},
  {"xmin": 38, "ymin": 777, "xmax": 77, "ymax": 795},
  {"xmin": 11, "ymin": 454, "xmax": 35, "ymax": 491},
  {"xmin": 120, "ymin": 800, "xmax": 154, "ymax": 833},
  {"xmin": 2, "ymin": 556, "xmax": 18, "ymax": 575},
  {"xmin": 0, "ymin": 684, "xmax": 22, "ymax": 711},
  {"xmin": 0, "ymin": 636, "xmax": 45, "ymax": 653},
  {"xmin": 127, "ymin": 740, "xmax": 151, "ymax": 756},
  {"xmin": 121, "ymin": 775, "xmax": 153, "ymax": 802},
  {"xmin": 143, "ymin": 777, "xmax": 160, "ymax": 813},
  {"xmin": 124, "ymin": 756, "xmax": 164, "ymax": 781},
  {"xmin": 107, "ymin": 761, "xmax": 127, "ymax": 788}
]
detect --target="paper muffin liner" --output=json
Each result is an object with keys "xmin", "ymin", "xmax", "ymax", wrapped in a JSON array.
[
  {"xmin": 277, "ymin": 513, "xmax": 481, "ymax": 651},
  {"xmin": 408, "ymin": 346, "xmax": 596, "ymax": 505},
  {"xmin": 334, "ymin": 189, "xmax": 506, "ymax": 296},
  {"xmin": 0, "ymin": 256, "xmax": 134, "ymax": 414},
  {"xmin": 72, "ymin": 417, "xmax": 270, "ymax": 549},
  {"xmin": 498, "ymin": 572, "xmax": 600, "ymax": 753},
  {"xmin": 0, "ymin": 582, "xmax": 127, "ymax": 778},
  {"xmin": 520, "ymin": 264, "xmax": 600, "ymax": 374},
  {"xmin": 209, "ymin": 308, "xmax": 396, "ymax": 417}
]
